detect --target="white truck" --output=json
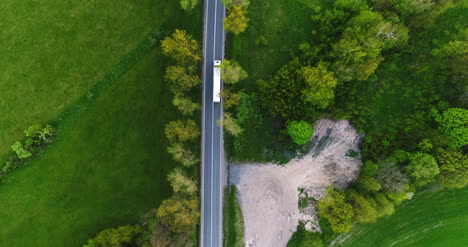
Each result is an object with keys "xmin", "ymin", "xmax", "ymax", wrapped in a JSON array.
[{"xmin": 213, "ymin": 60, "xmax": 221, "ymax": 102}]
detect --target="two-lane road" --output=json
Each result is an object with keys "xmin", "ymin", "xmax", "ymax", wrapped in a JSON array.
[{"xmin": 201, "ymin": 0, "xmax": 225, "ymax": 246}]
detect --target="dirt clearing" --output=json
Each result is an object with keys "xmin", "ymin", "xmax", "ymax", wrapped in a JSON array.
[{"xmin": 229, "ymin": 119, "xmax": 363, "ymax": 247}]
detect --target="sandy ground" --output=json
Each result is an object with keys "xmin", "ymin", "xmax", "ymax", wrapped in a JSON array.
[{"xmin": 229, "ymin": 119, "xmax": 363, "ymax": 247}]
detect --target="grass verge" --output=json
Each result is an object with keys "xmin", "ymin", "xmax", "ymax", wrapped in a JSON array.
[{"xmin": 223, "ymin": 185, "xmax": 245, "ymax": 247}]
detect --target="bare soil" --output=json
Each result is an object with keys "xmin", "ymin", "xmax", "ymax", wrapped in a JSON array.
[{"xmin": 229, "ymin": 119, "xmax": 363, "ymax": 247}]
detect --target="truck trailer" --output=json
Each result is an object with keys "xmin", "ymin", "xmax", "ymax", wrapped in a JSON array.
[{"xmin": 213, "ymin": 60, "xmax": 221, "ymax": 102}]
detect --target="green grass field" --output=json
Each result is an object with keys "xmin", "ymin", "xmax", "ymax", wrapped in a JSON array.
[
  {"xmin": 0, "ymin": 1, "xmax": 201, "ymax": 246},
  {"xmin": 0, "ymin": 0, "xmax": 190, "ymax": 158},
  {"xmin": 330, "ymin": 187, "xmax": 468, "ymax": 247}
]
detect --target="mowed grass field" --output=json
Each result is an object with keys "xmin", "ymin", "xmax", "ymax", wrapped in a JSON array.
[
  {"xmin": 0, "ymin": 0, "xmax": 201, "ymax": 246},
  {"xmin": 0, "ymin": 0, "xmax": 182, "ymax": 158},
  {"xmin": 330, "ymin": 187, "xmax": 468, "ymax": 247}
]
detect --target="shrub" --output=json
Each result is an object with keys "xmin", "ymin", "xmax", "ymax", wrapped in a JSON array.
[{"xmin": 287, "ymin": 121, "xmax": 313, "ymax": 145}]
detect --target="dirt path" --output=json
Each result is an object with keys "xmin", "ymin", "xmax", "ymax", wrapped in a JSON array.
[{"xmin": 229, "ymin": 119, "xmax": 363, "ymax": 247}]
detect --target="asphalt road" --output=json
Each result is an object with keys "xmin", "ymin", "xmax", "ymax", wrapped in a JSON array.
[{"xmin": 200, "ymin": 0, "xmax": 225, "ymax": 246}]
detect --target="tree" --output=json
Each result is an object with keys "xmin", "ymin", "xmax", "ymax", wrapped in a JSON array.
[
  {"xmin": 301, "ymin": 63, "xmax": 338, "ymax": 109},
  {"xmin": 330, "ymin": 9, "xmax": 408, "ymax": 81},
  {"xmin": 164, "ymin": 66, "xmax": 201, "ymax": 94},
  {"xmin": 392, "ymin": 0, "xmax": 434, "ymax": 17},
  {"xmin": 286, "ymin": 121, "xmax": 313, "ymax": 145},
  {"xmin": 347, "ymin": 191, "xmax": 378, "ymax": 223},
  {"xmin": 11, "ymin": 141, "xmax": 31, "ymax": 159},
  {"xmin": 161, "ymin": 30, "xmax": 201, "ymax": 64},
  {"xmin": 84, "ymin": 225, "xmax": 142, "ymax": 247},
  {"xmin": 168, "ymin": 168, "xmax": 197, "ymax": 196},
  {"xmin": 24, "ymin": 124, "xmax": 54, "ymax": 145},
  {"xmin": 180, "ymin": 0, "xmax": 199, "ymax": 12},
  {"xmin": 150, "ymin": 222, "xmax": 190, "ymax": 247},
  {"xmin": 217, "ymin": 113, "xmax": 243, "ymax": 136},
  {"xmin": 259, "ymin": 58, "xmax": 315, "ymax": 120},
  {"xmin": 373, "ymin": 193, "xmax": 395, "ymax": 217},
  {"xmin": 376, "ymin": 161, "xmax": 409, "ymax": 193},
  {"xmin": 440, "ymin": 40, "xmax": 468, "ymax": 76},
  {"xmin": 406, "ymin": 152, "xmax": 439, "ymax": 187},
  {"xmin": 436, "ymin": 108, "xmax": 468, "ymax": 149},
  {"xmin": 221, "ymin": 0, "xmax": 250, "ymax": 8},
  {"xmin": 417, "ymin": 138, "xmax": 433, "ymax": 152},
  {"xmin": 224, "ymin": 5, "xmax": 249, "ymax": 34},
  {"xmin": 317, "ymin": 188, "xmax": 354, "ymax": 233},
  {"xmin": 300, "ymin": 231, "xmax": 323, "ymax": 247},
  {"xmin": 331, "ymin": 10, "xmax": 385, "ymax": 81},
  {"xmin": 436, "ymin": 149, "xmax": 468, "ymax": 189},
  {"xmin": 165, "ymin": 120, "xmax": 200, "ymax": 142},
  {"xmin": 362, "ymin": 160, "xmax": 379, "ymax": 177},
  {"xmin": 167, "ymin": 143, "xmax": 199, "ymax": 167},
  {"xmin": 220, "ymin": 89, "xmax": 241, "ymax": 109},
  {"xmin": 156, "ymin": 195, "xmax": 200, "ymax": 233},
  {"xmin": 172, "ymin": 96, "xmax": 200, "ymax": 115},
  {"xmin": 357, "ymin": 176, "xmax": 382, "ymax": 192},
  {"xmin": 220, "ymin": 59, "xmax": 248, "ymax": 84}
]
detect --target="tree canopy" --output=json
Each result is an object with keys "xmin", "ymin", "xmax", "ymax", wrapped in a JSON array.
[
  {"xmin": 317, "ymin": 188, "xmax": 354, "ymax": 233},
  {"xmin": 161, "ymin": 29, "xmax": 201, "ymax": 64},
  {"xmin": 301, "ymin": 63, "xmax": 338, "ymax": 109},
  {"xmin": 406, "ymin": 152, "xmax": 439, "ymax": 187},
  {"xmin": 224, "ymin": 5, "xmax": 249, "ymax": 34},
  {"xmin": 436, "ymin": 108, "xmax": 468, "ymax": 149},
  {"xmin": 220, "ymin": 59, "xmax": 248, "ymax": 84},
  {"xmin": 156, "ymin": 195, "xmax": 200, "ymax": 233},
  {"xmin": 287, "ymin": 121, "xmax": 313, "ymax": 145},
  {"xmin": 436, "ymin": 149, "xmax": 468, "ymax": 189}
]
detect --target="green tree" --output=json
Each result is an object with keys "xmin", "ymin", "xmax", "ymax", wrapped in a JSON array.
[
  {"xmin": 224, "ymin": 5, "xmax": 249, "ymax": 34},
  {"xmin": 161, "ymin": 29, "xmax": 201, "ymax": 64},
  {"xmin": 376, "ymin": 161, "xmax": 409, "ymax": 193},
  {"xmin": 436, "ymin": 108, "xmax": 468, "ymax": 149},
  {"xmin": 83, "ymin": 225, "xmax": 142, "ymax": 247},
  {"xmin": 172, "ymin": 96, "xmax": 200, "ymax": 115},
  {"xmin": 301, "ymin": 63, "xmax": 338, "ymax": 109},
  {"xmin": 180, "ymin": 0, "xmax": 199, "ymax": 12},
  {"xmin": 417, "ymin": 138, "xmax": 433, "ymax": 152},
  {"xmin": 440, "ymin": 40, "xmax": 468, "ymax": 76},
  {"xmin": 150, "ymin": 222, "xmax": 190, "ymax": 247},
  {"xmin": 392, "ymin": 0, "xmax": 434, "ymax": 17},
  {"xmin": 301, "ymin": 231, "xmax": 323, "ymax": 247},
  {"xmin": 218, "ymin": 113, "xmax": 243, "ymax": 136},
  {"xmin": 406, "ymin": 152, "xmax": 439, "ymax": 187},
  {"xmin": 164, "ymin": 66, "xmax": 201, "ymax": 93},
  {"xmin": 357, "ymin": 176, "xmax": 382, "ymax": 192},
  {"xmin": 220, "ymin": 89, "xmax": 241, "ymax": 109},
  {"xmin": 287, "ymin": 121, "xmax": 313, "ymax": 145},
  {"xmin": 362, "ymin": 160, "xmax": 379, "ymax": 177},
  {"xmin": 347, "ymin": 191, "xmax": 378, "ymax": 223},
  {"xmin": 11, "ymin": 141, "xmax": 31, "ymax": 159},
  {"xmin": 331, "ymin": 9, "xmax": 408, "ymax": 81},
  {"xmin": 222, "ymin": 0, "xmax": 250, "ymax": 8},
  {"xmin": 165, "ymin": 120, "xmax": 200, "ymax": 142},
  {"xmin": 373, "ymin": 193, "xmax": 395, "ymax": 217},
  {"xmin": 156, "ymin": 195, "xmax": 200, "ymax": 233},
  {"xmin": 167, "ymin": 143, "xmax": 199, "ymax": 167},
  {"xmin": 259, "ymin": 58, "xmax": 315, "ymax": 120},
  {"xmin": 167, "ymin": 168, "xmax": 197, "ymax": 196},
  {"xmin": 317, "ymin": 188, "xmax": 354, "ymax": 233},
  {"xmin": 436, "ymin": 149, "xmax": 468, "ymax": 189},
  {"xmin": 220, "ymin": 59, "xmax": 248, "ymax": 84}
]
